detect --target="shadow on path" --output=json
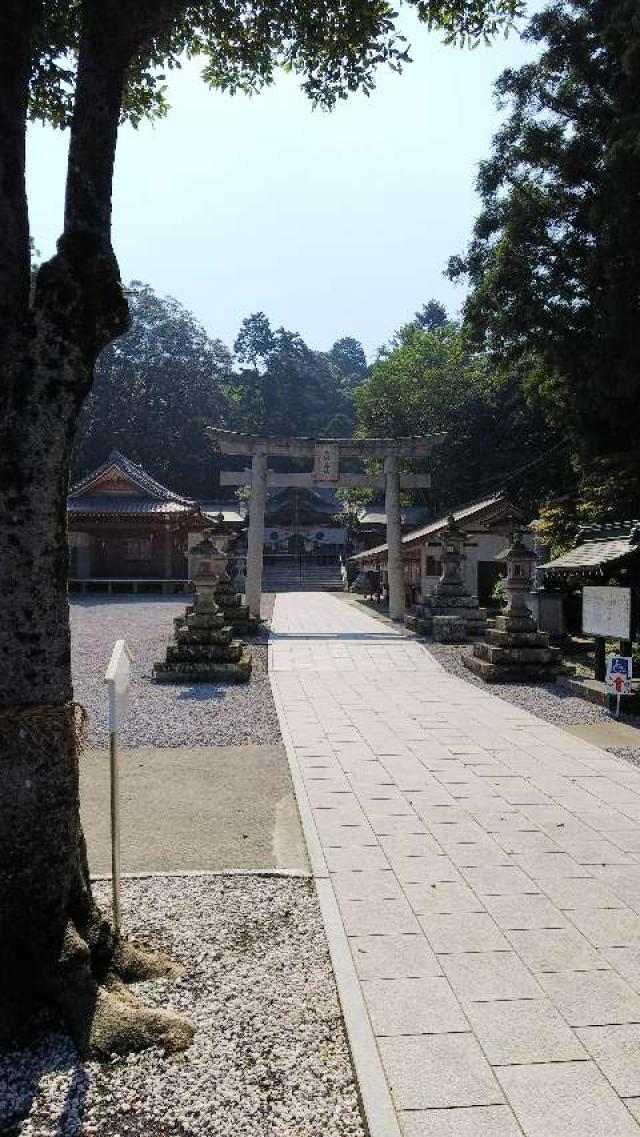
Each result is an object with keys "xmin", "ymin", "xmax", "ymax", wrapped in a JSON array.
[{"xmin": 269, "ymin": 631, "xmax": 406, "ymax": 642}]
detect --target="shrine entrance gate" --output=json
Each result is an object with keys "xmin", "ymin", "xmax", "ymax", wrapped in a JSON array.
[{"xmin": 206, "ymin": 429, "xmax": 443, "ymax": 622}]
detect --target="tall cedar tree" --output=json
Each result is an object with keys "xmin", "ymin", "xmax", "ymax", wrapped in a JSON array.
[
  {"xmin": 0, "ymin": 0, "xmax": 522, "ymax": 1056},
  {"xmin": 448, "ymin": 0, "xmax": 640, "ymax": 519},
  {"xmin": 355, "ymin": 317, "xmax": 561, "ymax": 514}
]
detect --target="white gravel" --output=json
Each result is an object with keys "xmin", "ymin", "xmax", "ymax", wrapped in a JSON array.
[
  {"xmin": 0, "ymin": 876, "xmax": 365, "ymax": 1137},
  {"xmin": 70, "ymin": 597, "xmax": 281, "ymax": 748}
]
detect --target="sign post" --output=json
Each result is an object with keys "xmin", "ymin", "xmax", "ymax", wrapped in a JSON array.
[
  {"xmin": 606, "ymin": 655, "xmax": 633, "ymax": 719},
  {"xmin": 582, "ymin": 587, "xmax": 632, "ymax": 683},
  {"xmin": 104, "ymin": 640, "xmax": 132, "ymax": 933}
]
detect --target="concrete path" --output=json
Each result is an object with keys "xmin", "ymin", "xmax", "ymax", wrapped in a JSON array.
[
  {"xmin": 270, "ymin": 591, "xmax": 640, "ymax": 1137},
  {"xmin": 80, "ymin": 745, "xmax": 308, "ymax": 874}
]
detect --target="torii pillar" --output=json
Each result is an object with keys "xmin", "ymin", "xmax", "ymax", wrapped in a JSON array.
[
  {"xmin": 246, "ymin": 449, "xmax": 267, "ymax": 618},
  {"xmin": 384, "ymin": 453, "xmax": 404, "ymax": 621}
]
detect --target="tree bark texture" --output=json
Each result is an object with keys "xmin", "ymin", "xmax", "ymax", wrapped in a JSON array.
[{"xmin": 0, "ymin": 0, "xmax": 192, "ymax": 1056}]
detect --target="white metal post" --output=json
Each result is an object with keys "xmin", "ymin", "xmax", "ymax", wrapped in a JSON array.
[
  {"xmin": 385, "ymin": 452, "xmax": 404, "ymax": 622},
  {"xmin": 105, "ymin": 639, "xmax": 131, "ymax": 935},
  {"xmin": 109, "ymin": 731, "xmax": 122, "ymax": 932},
  {"xmin": 246, "ymin": 449, "xmax": 268, "ymax": 618}
]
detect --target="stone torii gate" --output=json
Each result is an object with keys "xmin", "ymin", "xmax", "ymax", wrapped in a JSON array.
[{"xmin": 206, "ymin": 429, "xmax": 444, "ymax": 622}]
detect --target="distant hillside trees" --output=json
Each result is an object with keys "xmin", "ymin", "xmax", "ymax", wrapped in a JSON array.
[
  {"xmin": 355, "ymin": 314, "xmax": 566, "ymax": 515},
  {"xmin": 73, "ymin": 285, "xmax": 233, "ymax": 497},
  {"xmin": 226, "ymin": 312, "xmax": 363, "ymax": 438},
  {"xmin": 73, "ymin": 292, "xmax": 368, "ymax": 494}
]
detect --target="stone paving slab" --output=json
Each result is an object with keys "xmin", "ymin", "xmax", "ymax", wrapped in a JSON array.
[{"xmin": 269, "ymin": 592, "xmax": 640, "ymax": 1136}]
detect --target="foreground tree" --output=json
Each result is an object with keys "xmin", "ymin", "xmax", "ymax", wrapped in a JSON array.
[
  {"xmin": 449, "ymin": 0, "xmax": 640, "ymax": 520},
  {"xmin": 0, "ymin": 0, "xmax": 523, "ymax": 1056}
]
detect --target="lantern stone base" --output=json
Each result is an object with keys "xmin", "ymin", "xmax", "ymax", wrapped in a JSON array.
[
  {"xmin": 153, "ymin": 601, "xmax": 252, "ymax": 684},
  {"xmin": 432, "ymin": 616, "xmax": 467, "ymax": 643},
  {"xmin": 407, "ymin": 595, "xmax": 488, "ymax": 639},
  {"xmin": 214, "ymin": 578, "xmax": 258, "ymax": 635},
  {"xmin": 153, "ymin": 652, "xmax": 252, "ymax": 684},
  {"xmin": 464, "ymin": 613, "xmax": 560, "ymax": 684}
]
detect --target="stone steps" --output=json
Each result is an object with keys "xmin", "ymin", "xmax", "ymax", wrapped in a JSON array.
[
  {"xmin": 263, "ymin": 562, "xmax": 344, "ymax": 592},
  {"xmin": 154, "ymin": 649, "xmax": 252, "ymax": 684}
]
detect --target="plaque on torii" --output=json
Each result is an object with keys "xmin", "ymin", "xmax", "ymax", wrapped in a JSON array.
[{"xmin": 206, "ymin": 428, "xmax": 444, "ymax": 621}]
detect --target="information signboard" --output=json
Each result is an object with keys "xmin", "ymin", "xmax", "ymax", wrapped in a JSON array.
[{"xmin": 582, "ymin": 586, "xmax": 632, "ymax": 640}]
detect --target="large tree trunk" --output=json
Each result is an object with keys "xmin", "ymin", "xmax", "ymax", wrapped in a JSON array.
[
  {"xmin": 0, "ymin": 324, "xmax": 192, "ymax": 1055},
  {"xmin": 0, "ymin": 0, "xmax": 193, "ymax": 1056}
]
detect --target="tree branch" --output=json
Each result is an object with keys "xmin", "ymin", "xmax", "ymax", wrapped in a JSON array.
[
  {"xmin": 0, "ymin": 0, "xmax": 37, "ymax": 338},
  {"xmin": 63, "ymin": 1, "xmax": 130, "ymax": 248},
  {"xmin": 63, "ymin": 0, "xmax": 188, "ymax": 247}
]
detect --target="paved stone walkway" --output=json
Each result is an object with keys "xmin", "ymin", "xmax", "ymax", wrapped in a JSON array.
[{"xmin": 270, "ymin": 592, "xmax": 640, "ymax": 1137}]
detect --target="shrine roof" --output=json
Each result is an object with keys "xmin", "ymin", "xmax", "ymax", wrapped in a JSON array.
[
  {"xmin": 68, "ymin": 496, "xmax": 194, "ymax": 516},
  {"xmin": 200, "ymin": 502, "xmax": 246, "ymax": 524},
  {"xmin": 351, "ymin": 492, "xmax": 515, "ymax": 561},
  {"xmin": 69, "ymin": 450, "xmax": 197, "ymax": 514},
  {"xmin": 539, "ymin": 522, "xmax": 640, "ymax": 577},
  {"xmin": 358, "ymin": 505, "xmax": 429, "ymax": 527}
]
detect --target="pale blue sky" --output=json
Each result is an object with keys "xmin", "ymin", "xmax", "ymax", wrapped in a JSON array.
[{"xmin": 27, "ymin": 8, "xmax": 537, "ymax": 358}]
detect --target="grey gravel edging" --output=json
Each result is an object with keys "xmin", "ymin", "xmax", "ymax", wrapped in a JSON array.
[
  {"xmin": 269, "ymin": 660, "xmax": 402, "ymax": 1137},
  {"xmin": 91, "ymin": 868, "xmax": 312, "ymax": 881}
]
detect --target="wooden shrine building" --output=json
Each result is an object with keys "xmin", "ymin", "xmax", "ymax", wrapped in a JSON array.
[{"xmin": 68, "ymin": 451, "xmax": 205, "ymax": 591}]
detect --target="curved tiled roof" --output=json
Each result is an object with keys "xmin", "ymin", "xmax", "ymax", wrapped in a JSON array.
[
  {"xmin": 69, "ymin": 449, "xmax": 196, "ymax": 505},
  {"xmin": 68, "ymin": 451, "xmax": 198, "ymax": 516},
  {"xmin": 351, "ymin": 492, "xmax": 515, "ymax": 562},
  {"xmin": 68, "ymin": 496, "xmax": 195, "ymax": 515},
  {"xmin": 539, "ymin": 522, "xmax": 640, "ymax": 576}
]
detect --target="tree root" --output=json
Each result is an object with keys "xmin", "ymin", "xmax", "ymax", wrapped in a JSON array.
[
  {"xmin": 51, "ymin": 924, "xmax": 194, "ymax": 1059},
  {"xmin": 112, "ymin": 935, "xmax": 184, "ymax": 984}
]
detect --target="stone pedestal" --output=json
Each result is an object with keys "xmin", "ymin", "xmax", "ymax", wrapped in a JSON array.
[
  {"xmin": 214, "ymin": 574, "xmax": 258, "ymax": 636},
  {"xmin": 464, "ymin": 612, "xmax": 560, "ymax": 683},
  {"xmin": 153, "ymin": 600, "xmax": 252, "ymax": 683},
  {"xmin": 432, "ymin": 615, "xmax": 467, "ymax": 643}
]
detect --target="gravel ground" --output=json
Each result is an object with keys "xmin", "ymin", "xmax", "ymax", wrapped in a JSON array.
[
  {"xmin": 1, "ymin": 876, "xmax": 364, "ymax": 1137},
  {"xmin": 427, "ymin": 641, "xmax": 640, "ymax": 760},
  {"xmin": 70, "ymin": 597, "xmax": 281, "ymax": 749}
]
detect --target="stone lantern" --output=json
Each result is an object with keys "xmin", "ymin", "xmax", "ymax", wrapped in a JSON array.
[
  {"xmin": 406, "ymin": 515, "xmax": 488, "ymax": 639},
  {"xmin": 503, "ymin": 534, "xmax": 537, "ymax": 619},
  {"xmin": 464, "ymin": 531, "xmax": 560, "ymax": 683},
  {"xmin": 189, "ymin": 528, "xmax": 229, "ymax": 609},
  {"xmin": 435, "ymin": 515, "xmax": 467, "ymax": 596}
]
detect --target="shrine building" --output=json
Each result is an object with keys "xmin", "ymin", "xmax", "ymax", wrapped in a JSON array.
[{"xmin": 66, "ymin": 451, "xmax": 236, "ymax": 592}]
